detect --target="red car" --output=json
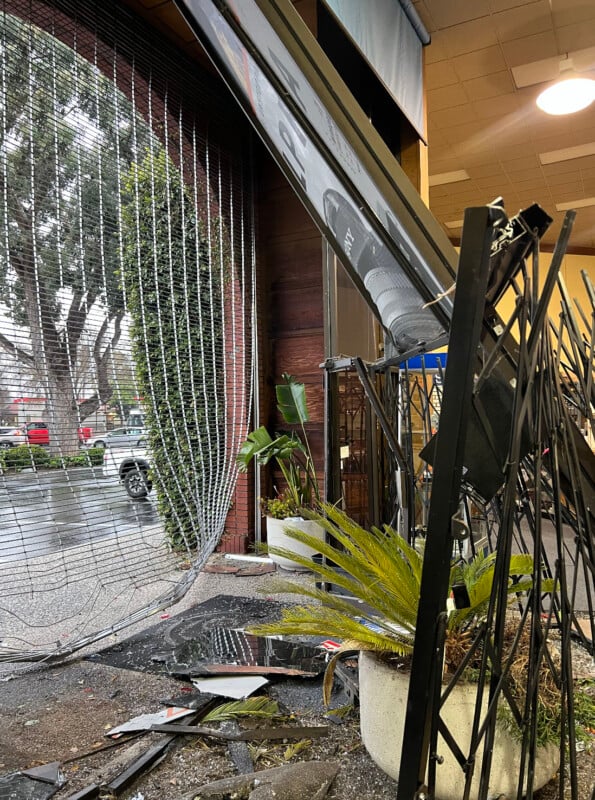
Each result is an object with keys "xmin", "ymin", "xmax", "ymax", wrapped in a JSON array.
[{"xmin": 24, "ymin": 420, "xmax": 50, "ymax": 446}]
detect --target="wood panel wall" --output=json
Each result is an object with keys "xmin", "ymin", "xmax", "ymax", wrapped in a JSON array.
[{"xmin": 257, "ymin": 155, "xmax": 326, "ymax": 507}]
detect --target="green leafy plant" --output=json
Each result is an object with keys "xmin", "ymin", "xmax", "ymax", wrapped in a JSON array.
[
  {"xmin": 201, "ymin": 697, "xmax": 280, "ymax": 723},
  {"xmin": 48, "ymin": 448, "xmax": 105, "ymax": 469},
  {"xmin": 237, "ymin": 374, "xmax": 320, "ymax": 516},
  {"xmin": 251, "ymin": 504, "xmax": 543, "ymax": 657},
  {"xmin": 122, "ymin": 148, "xmax": 229, "ymax": 550},
  {"xmin": 260, "ymin": 493, "xmax": 299, "ymax": 520},
  {"xmin": 250, "ymin": 504, "xmax": 567, "ymax": 726},
  {"xmin": 0, "ymin": 444, "xmax": 51, "ymax": 471}
]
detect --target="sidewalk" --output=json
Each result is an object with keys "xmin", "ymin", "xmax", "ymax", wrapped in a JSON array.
[{"xmin": 0, "ymin": 554, "xmax": 399, "ymax": 800}]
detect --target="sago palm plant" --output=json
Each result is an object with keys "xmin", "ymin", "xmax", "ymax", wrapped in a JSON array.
[{"xmin": 251, "ymin": 504, "xmax": 546, "ymax": 659}]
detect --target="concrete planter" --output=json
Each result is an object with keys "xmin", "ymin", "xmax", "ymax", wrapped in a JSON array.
[
  {"xmin": 266, "ymin": 516, "xmax": 325, "ymax": 571},
  {"xmin": 359, "ymin": 650, "xmax": 559, "ymax": 799}
]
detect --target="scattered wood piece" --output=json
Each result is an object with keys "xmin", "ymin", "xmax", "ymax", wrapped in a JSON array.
[{"xmin": 149, "ymin": 723, "xmax": 328, "ymax": 741}]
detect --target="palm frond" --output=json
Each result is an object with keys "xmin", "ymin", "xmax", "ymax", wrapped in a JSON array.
[
  {"xmin": 251, "ymin": 604, "xmax": 413, "ymax": 655},
  {"xmin": 270, "ymin": 506, "xmax": 423, "ymax": 631},
  {"xmin": 201, "ymin": 697, "xmax": 280, "ymax": 722}
]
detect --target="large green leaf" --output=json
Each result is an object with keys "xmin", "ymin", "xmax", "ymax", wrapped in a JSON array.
[
  {"xmin": 236, "ymin": 427, "xmax": 301, "ymax": 471},
  {"xmin": 276, "ymin": 373, "xmax": 309, "ymax": 425}
]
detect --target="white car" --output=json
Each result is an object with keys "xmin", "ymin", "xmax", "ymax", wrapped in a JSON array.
[
  {"xmin": 0, "ymin": 426, "xmax": 27, "ymax": 449},
  {"xmin": 87, "ymin": 427, "xmax": 147, "ymax": 449}
]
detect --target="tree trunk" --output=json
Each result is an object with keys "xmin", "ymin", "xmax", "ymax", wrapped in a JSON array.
[{"xmin": 45, "ymin": 375, "xmax": 82, "ymax": 456}]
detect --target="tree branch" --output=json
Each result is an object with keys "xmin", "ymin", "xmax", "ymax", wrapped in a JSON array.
[
  {"xmin": 78, "ymin": 310, "xmax": 125, "ymax": 421},
  {"xmin": 0, "ymin": 330, "xmax": 35, "ymax": 366}
]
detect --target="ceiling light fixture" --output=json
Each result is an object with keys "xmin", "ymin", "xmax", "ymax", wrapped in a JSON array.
[
  {"xmin": 428, "ymin": 170, "xmax": 470, "ymax": 187},
  {"xmin": 536, "ymin": 75, "xmax": 595, "ymax": 115},
  {"xmin": 539, "ymin": 141, "xmax": 595, "ymax": 165},
  {"xmin": 555, "ymin": 196, "xmax": 595, "ymax": 211}
]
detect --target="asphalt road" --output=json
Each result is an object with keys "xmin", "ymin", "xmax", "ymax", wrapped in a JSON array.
[{"xmin": 0, "ymin": 467, "xmax": 159, "ymax": 563}]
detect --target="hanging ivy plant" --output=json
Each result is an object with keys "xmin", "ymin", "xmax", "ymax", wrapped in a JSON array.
[{"xmin": 121, "ymin": 147, "xmax": 229, "ymax": 549}]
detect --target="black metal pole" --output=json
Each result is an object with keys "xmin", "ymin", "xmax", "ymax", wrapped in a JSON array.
[{"xmin": 396, "ymin": 206, "xmax": 499, "ymax": 799}]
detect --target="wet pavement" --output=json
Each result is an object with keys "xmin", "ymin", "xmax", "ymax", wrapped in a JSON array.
[{"xmin": 0, "ymin": 468, "xmax": 159, "ymax": 563}]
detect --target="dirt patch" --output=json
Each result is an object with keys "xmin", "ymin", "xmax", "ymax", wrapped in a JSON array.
[
  {"xmin": 0, "ymin": 653, "xmax": 593, "ymax": 799},
  {"xmin": 0, "ymin": 576, "xmax": 593, "ymax": 800}
]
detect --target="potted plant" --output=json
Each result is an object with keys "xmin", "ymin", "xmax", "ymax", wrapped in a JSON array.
[
  {"xmin": 237, "ymin": 373, "xmax": 324, "ymax": 570},
  {"xmin": 250, "ymin": 504, "xmax": 594, "ymax": 799}
]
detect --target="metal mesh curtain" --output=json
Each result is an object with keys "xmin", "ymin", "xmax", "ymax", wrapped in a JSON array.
[{"xmin": 0, "ymin": 0, "xmax": 256, "ymax": 661}]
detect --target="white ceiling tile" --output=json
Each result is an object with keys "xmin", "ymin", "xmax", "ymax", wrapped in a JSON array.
[
  {"xmin": 451, "ymin": 45, "xmax": 507, "ymax": 81},
  {"xmin": 489, "ymin": 0, "xmax": 544, "ymax": 10},
  {"xmin": 493, "ymin": 1, "xmax": 553, "ymax": 43},
  {"xmin": 501, "ymin": 30, "xmax": 558, "ymax": 67},
  {"xmin": 556, "ymin": 22, "xmax": 595, "ymax": 54},
  {"xmin": 467, "ymin": 162, "xmax": 504, "ymax": 178},
  {"xmin": 462, "ymin": 70, "xmax": 516, "ymax": 100},
  {"xmin": 500, "ymin": 154, "xmax": 541, "ymax": 172},
  {"xmin": 429, "ymin": 104, "xmax": 479, "ymax": 128},
  {"xmin": 425, "ymin": 60, "xmax": 460, "ymax": 90},
  {"xmin": 472, "ymin": 92, "xmax": 523, "ymax": 119},
  {"xmin": 547, "ymin": 171, "xmax": 582, "ymax": 186},
  {"xmin": 422, "ymin": 0, "xmax": 491, "ymax": 28},
  {"xmin": 551, "ymin": 0, "xmax": 595, "ymax": 28},
  {"xmin": 440, "ymin": 17, "xmax": 499, "ymax": 57},
  {"xmin": 424, "ymin": 30, "xmax": 451, "ymax": 64},
  {"xmin": 475, "ymin": 174, "xmax": 511, "ymax": 189},
  {"xmin": 427, "ymin": 83, "xmax": 470, "ymax": 111}
]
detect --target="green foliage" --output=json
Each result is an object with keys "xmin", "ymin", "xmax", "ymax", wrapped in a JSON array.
[
  {"xmin": 251, "ymin": 504, "xmax": 421, "ymax": 655},
  {"xmin": 254, "ymin": 505, "xmax": 577, "ymax": 746},
  {"xmin": 0, "ymin": 14, "xmax": 153, "ymax": 444},
  {"xmin": 201, "ymin": 697, "xmax": 280, "ymax": 723},
  {"xmin": 448, "ymin": 551, "xmax": 554, "ymax": 633},
  {"xmin": 0, "ymin": 444, "xmax": 50, "ymax": 471},
  {"xmin": 238, "ymin": 374, "xmax": 320, "ymax": 514},
  {"xmin": 0, "ymin": 445, "xmax": 104, "ymax": 472},
  {"xmin": 497, "ymin": 677, "xmax": 595, "ymax": 749},
  {"xmin": 260, "ymin": 494, "xmax": 298, "ymax": 520},
  {"xmin": 251, "ymin": 504, "xmax": 549, "ymax": 657},
  {"xmin": 122, "ymin": 148, "xmax": 227, "ymax": 550},
  {"xmin": 48, "ymin": 448, "xmax": 104, "ymax": 469}
]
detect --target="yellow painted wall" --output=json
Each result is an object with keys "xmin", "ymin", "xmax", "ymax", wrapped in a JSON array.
[{"xmin": 495, "ymin": 252, "xmax": 594, "ymax": 339}]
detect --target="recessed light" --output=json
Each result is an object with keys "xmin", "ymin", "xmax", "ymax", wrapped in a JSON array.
[
  {"xmin": 539, "ymin": 141, "xmax": 595, "ymax": 165},
  {"xmin": 444, "ymin": 219, "xmax": 464, "ymax": 229},
  {"xmin": 555, "ymin": 197, "xmax": 595, "ymax": 211},
  {"xmin": 536, "ymin": 77, "xmax": 595, "ymax": 115},
  {"xmin": 429, "ymin": 170, "xmax": 470, "ymax": 187}
]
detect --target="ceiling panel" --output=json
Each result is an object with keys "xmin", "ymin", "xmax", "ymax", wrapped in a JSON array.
[
  {"xmin": 124, "ymin": 0, "xmax": 595, "ymax": 253},
  {"xmin": 492, "ymin": 1, "xmax": 553, "ymax": 42},
  {"xmin": 462, "ymin": 70, "xmax": 516, "ymax": 101},
  {"xmin": 500, "ymin": 30, "xmax": 558, "ymax": 67},
  {"xmin": 425, "ymin": 60, "xmax": 460, "ymax": 90},
  {"xmin": 451, "ymin": 45, "xmax": 507, "ymax": 81},
  {"xmin": 413, "ymin": 0, "xmax": 595, "ymax": 249},
  {"xmin": 422, "ymin": 0, "xmax": 492, "ymax": 28},
  {"xmin": 440, "ymin": 17, "xmax": 499, "ymax": 57}
]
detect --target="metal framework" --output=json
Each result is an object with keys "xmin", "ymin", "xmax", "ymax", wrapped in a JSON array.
[
  {"xmin": 324, "ymin": 203, "xmax": 594, "ymax": 799},
  {"xmin": 176, "ymin": 3, "xmax": 593, "ymax": 796}
]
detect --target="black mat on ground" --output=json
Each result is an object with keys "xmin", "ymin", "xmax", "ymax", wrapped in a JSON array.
[{"xmin": 87, "ymin": 595, "xmax": 286, "ymax": 675}]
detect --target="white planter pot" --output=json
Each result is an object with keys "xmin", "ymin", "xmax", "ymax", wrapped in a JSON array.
[
  {"xmin": 359, "ymin": 651, "xmax": 559, "ymax": 800},
  {"xmin": 266, "ymin": 516, "xmax": 325, "ymax": 571}
]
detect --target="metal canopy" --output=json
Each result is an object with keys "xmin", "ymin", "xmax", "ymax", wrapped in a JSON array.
[{"xmin": 175, "ymin": 0, "xmax": 457, "ymax": 355}]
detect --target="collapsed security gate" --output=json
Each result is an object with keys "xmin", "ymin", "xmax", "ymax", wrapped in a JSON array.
[
  {"xmin": 0, "ymin": 0, "xmax": 256, "ymax": 661},
  {"xmin": 180, "ymin": 2, "xmax": 594, "ymax": 798}
]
